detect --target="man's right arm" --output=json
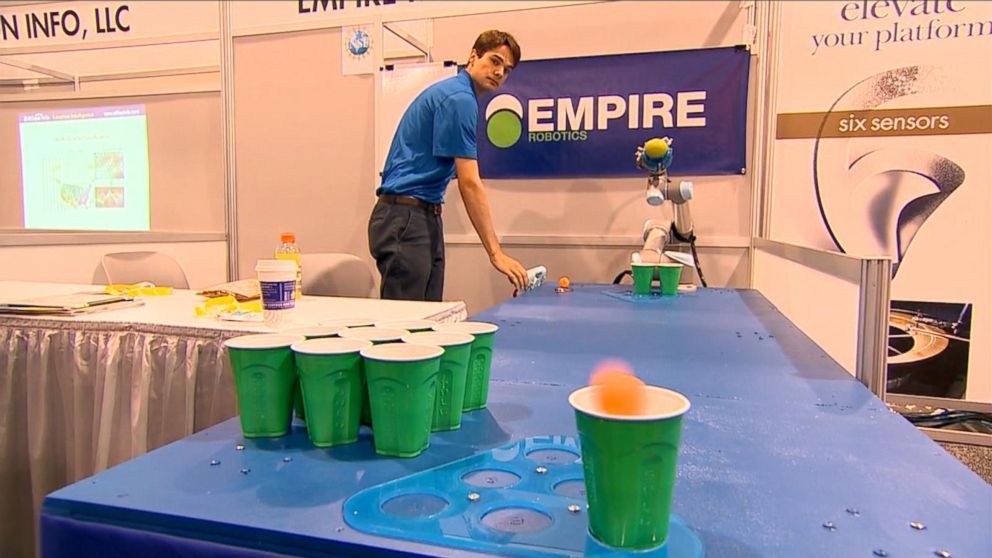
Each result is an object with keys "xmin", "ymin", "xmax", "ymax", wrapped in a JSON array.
[{"xmin": 454, "ymin": 157, "xmax": 528, "ymax": 291}]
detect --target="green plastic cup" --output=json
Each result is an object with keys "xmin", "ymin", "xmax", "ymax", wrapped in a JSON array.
[
  {"xmin": 281, "ymin": 325, "xmax": 346, "ymax": 338},
  {"xmin": 290, "ymin": 385, "xmax": 307, "ymax": 422},
  {"xmin": 360, "ymin": 343, "xmax": 443, "ymax": 458},
  {"xmin": 224, "ymin": 334, "xmax": 306, "ymax": 438},
  {"xmin": 658, "ymin": 263, "xmax": 683, "ymax": 296},
  {"xmin": 340, "ymin": 327, "xmax": 410, "ymax": 426},
  {"xmin": 569, "ymin": 385, "xmax": 691, "ymax": 550},
  {"xmin": 374, "ymin": 319, "xmax": 438, "ymax": 332},
  {"xmin": 317, "ymin": 317, "xmax": 376, "ymax": 328},
  {"xmin": 631, "ymin": 263, "xmax": 656, "ymax": 296},
  {"xmin": 402, "ymin": 331, "xmax": 474, "ymax": 431},
  {"xmin": 291, "ymin": 338, "xmax": 371, "ymax": 447},
  {"xmin": 338, "ymin": 326, "xmax": 409, "ymax": 344},
  {"xmin": 281, "ymin": 326, "xmax": 346, "ymax": 422},
  {"xmin": 432, "ymin": 321, "xmax": 498, "ymax": 411}
]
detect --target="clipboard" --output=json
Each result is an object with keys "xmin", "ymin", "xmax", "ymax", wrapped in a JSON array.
[{"xmin": 0, "ymin": 292, "xmax": 142, "ymax": 315}]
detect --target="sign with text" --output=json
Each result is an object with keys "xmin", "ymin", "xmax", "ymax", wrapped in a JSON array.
[
  {"xmin": 771, "ymin": 1, "xmax": 992, "ymax": 402},
  {"xmin": 0, "ymin": 1, "xmax": 595, "ymax": 47},
  {"xmin": 477, "ymin": 47, "xmax": 750, "ymax": 178},
  {"xmin": 231, "ymin": 1, "xmax": 596, "ymax": 35},
  {"xmin": 0, "ymin": 1, "xmax": 218, "ymax": 49}
]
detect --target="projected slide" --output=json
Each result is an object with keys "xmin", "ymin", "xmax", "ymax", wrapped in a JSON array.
[{"xmin": 19, "ymin": 105, "xmax": 149, "ymax": 230}]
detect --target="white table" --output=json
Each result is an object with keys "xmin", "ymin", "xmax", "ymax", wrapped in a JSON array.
[{"xmin": 0, "ymin": 281, "xmax": 466, "ymax": 558}]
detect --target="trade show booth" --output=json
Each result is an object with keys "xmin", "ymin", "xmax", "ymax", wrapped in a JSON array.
[{"xmin": 1, "ymin": 2, "xmax": 989, "ymax": 557}]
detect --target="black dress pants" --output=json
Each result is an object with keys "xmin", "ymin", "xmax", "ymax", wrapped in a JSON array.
[{"xmin": 368, "ymin": 200, "xmax": 445, "ymax": 301}]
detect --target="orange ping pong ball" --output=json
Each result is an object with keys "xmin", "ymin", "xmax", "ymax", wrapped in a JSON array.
[
  {"xmin": 590, "ymin": 363, "xmax": 645, "ymax": 416},
  {"xmin": 558, "ymin": 276, "xmax": 571, "ymax": 289}
]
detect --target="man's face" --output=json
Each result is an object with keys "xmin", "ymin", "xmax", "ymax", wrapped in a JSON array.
[{"xmin": 466, "ymin": 45, "xmax": 515, "ymax": 95}]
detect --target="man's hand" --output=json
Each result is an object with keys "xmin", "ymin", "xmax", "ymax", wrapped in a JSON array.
[{"xmin": 491, "ymin": 251, "xmax": 527, "ymax": 291}]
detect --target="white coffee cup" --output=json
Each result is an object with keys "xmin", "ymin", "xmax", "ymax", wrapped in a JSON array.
[{"xmin": 256, "ymin": 259, "xmax": 298, "ymax": 327}]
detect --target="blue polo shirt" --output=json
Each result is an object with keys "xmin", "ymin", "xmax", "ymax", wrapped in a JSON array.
[{"xmin": 378, "ymin": 70, "xmax": 478, "ymax": 205}]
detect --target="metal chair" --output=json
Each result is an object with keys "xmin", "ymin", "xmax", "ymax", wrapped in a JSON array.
[
  {"xmin": 97, "ymin": 251, "xmax": 191, "ymax": 289},
  {"xmin": 300, "ymin": 253, "xmax": 376, "ymax": 298}
]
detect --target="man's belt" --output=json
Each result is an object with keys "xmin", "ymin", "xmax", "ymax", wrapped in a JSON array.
[{"xmin": 378, "ymin": 194, "xmax": 442, "ymax": 215}]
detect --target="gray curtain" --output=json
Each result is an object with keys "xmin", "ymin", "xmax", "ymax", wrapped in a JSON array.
[{"xmin": 0, "ymin": 319, "xmax": 245, "ymax": 558}]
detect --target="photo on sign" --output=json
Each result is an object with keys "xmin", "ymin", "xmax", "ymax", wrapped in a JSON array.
[{"xmin": 888, "ymin": 300, "xmax": 971, "ymax": 399}]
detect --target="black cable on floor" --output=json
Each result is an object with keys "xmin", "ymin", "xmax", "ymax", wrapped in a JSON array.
[{"xmin": 901, "ymin": 410, "xmax": 992, "ymax": 430}]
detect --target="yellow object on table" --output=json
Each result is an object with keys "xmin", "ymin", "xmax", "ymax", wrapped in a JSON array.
[
  {"xmin": 105, "ymin": 284, "xmax": 174, "ymax": 297},
  {"xmin": 194, "ymin": 296, "xmax": 262, "ymax": 317}
]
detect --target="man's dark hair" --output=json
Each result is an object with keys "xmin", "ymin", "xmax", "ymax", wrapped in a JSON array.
[{"xmin": 472, "ymin": 30, "xmax": 521, "ymax": 66}]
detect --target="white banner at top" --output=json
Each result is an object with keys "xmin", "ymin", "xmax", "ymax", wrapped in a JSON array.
[
  {"xmin": 0, "ymin": 1, "xmax": 219, "ymax": 51},
  {"xmin": 231, "ymin": 1, "xmax": 600, "ymax": 37},
  {"xmin": 0, "ymin": 1, "xmax": 599, "ymax": 51}
]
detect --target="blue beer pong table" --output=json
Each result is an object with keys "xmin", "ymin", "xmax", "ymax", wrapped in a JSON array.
[{"xmin": 41, "ymin": 285, "xmax": 992, "ymax": 557}]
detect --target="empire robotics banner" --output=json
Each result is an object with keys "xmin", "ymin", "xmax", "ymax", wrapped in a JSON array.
[
  {"xmin": 477, "ymin": 47, "xmax": 750, "ymax": 179},
  {"xmin": 771, "ymin": 1, "xmax": 992, "ymax": 402}
]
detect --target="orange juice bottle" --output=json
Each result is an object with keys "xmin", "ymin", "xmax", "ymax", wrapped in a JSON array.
[{"xmin": 274, "ymin": 232, "xmax": 302, "ymax": 299}]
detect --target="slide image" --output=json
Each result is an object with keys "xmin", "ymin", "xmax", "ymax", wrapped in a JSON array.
[
  {"xmin": 19, "ymin": 105, "xmax": 149, "ymax": 231},
  {"xmin": 95, "ymin": 187, "xmax": 125, "ymax": 209}
]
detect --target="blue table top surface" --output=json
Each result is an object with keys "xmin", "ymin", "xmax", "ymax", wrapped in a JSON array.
[{"xmin": 43, "ymin": 285, "xmax": 992, "ymax": 557}]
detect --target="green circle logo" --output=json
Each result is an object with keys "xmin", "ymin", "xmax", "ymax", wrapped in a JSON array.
[
  {"xmin": 487, "ymin": 110, "xmax": 522, "ymax": 148},
  {"xmin": 485, "ymin": 94, "xmax": 524, "ymax": 149}
]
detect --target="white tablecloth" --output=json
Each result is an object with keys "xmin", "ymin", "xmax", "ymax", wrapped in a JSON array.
[{"xmin": 0, "ymin": 281, "xmax": 466, "ymax": 558}]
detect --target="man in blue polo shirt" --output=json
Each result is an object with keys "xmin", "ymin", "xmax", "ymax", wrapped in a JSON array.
[{"xmin": 368, "ymin": 29, "xmax": 528, "ymax": 301}]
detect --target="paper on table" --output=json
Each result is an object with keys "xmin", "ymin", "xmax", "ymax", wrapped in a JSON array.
[{"xmin": 0, "ymin": 292, "xmax": 141, "ymax": 315}]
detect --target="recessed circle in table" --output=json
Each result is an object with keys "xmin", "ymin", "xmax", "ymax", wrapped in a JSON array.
[
  {"xmin": 380, "ymin": 493, "xmax": 448, "ymax": 519},
  {"xmin": 481, "ymin": 506, "xmax": 553, "ymax": 534},
  {"xmin": 461, "ymin": 469, "xmax": 521, "ymax": 489},
  {"xmin": 552, "ymin": 479, "xmax": 587, "ymax": 499},
  {"xmin": 525, "ymin": 448, "xmax": 579, "ymax": 464}
]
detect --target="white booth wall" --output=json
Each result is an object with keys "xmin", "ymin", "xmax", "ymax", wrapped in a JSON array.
[
  {"xmin": 1, "ymin": 1, "xmax": 750, "ymax": 308},
  {"xmin": 231, "ymin": 1, "xmax": 752, "ymax": 314},
  {"xmin": 0, "ymin": 1, "xmax": 228, "ymax": 289}
]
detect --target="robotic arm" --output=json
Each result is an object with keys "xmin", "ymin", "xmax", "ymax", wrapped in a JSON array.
[{"xmin": 632, "ymin": 138, "xmax": 698, "ymax": 272}]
